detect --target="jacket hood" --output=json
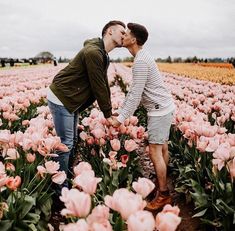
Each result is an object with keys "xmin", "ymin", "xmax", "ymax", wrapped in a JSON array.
[{"xmin": 83, "ymin": 37, "xmax": 103, "ymax": 48}]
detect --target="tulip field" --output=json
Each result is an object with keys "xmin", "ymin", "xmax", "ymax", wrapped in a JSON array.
[{"xmin": 0, "ymin": 63, "xmax": 235, "ymax": 231}]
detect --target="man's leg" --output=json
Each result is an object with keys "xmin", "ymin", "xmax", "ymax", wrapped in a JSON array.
[
  {"xmin": 68, "ymin": 112, "xmax": 79, "ymax": 179},
  {"xmin": 149, "ymin": 143, "xmax": 168, "ymax": 191},
  {"xmin": 162, "ymin": 142, "xmax": 169, "ymax": 166},
  {"xmin": 146, "ymin": 113, "xmax": 173, "ymax": 210},
  {"xmin": 47, "ymin": 101, "xmax": 77, "ymax": 196},
  {"xmin": 146, "ymin": 142, "xmax": 171, "ymax": 210}
]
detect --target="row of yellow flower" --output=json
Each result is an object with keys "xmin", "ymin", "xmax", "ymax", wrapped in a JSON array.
[
  {"xmin": 122, "ymin": 62, "xmax": 235, "ymax": 85},
  {"xmin": 196, "ymin": 62, "xmax": 234, "ymax": 69}
]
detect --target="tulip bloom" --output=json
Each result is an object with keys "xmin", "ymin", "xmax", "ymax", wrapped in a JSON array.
[{"xmin": 6, "ymin": 176, "xmax": 21, "ymax": 190}]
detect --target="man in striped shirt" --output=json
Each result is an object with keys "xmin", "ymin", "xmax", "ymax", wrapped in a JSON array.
[{"xmin": 112, "ymin": 23, "xmax": 175, "ymax": 210}]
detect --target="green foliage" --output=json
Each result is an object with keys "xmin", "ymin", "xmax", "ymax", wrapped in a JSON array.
[{"xmin": 169, "ymin": 127, "xmax": 235, "ymax": 230}]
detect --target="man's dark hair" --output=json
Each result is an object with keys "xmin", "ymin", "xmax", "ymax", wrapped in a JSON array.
[
  {"xmin": 102, "ymin": 20, "xmax": 125, "ymax": 37},
  {"xmin": 127, "ymin": 23, "xmax": 148, "ymax": 45}
]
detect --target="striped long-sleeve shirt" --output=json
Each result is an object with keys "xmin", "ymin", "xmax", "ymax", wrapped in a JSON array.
[{"xmin": 117, "ymin": 49, "xmax": 175, "ymax": 123}]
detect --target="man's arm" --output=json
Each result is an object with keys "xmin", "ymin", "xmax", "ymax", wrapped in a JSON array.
[
  {"xmin": 117, "ymin": 60, "xmax": 148, "ymax": 123},
  {"xmin": 85, "ymin": 49, "xmax": 112, "ymax": 118}
]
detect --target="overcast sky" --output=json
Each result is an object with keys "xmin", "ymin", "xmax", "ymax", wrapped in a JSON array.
[{"xmin": 0, "ymin": 0, "xmax": 234, "ymax": 59}]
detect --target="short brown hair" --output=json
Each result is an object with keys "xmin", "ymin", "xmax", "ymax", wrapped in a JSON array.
[
  {"xmin": 102, "ymin": 20, "xmax": 126, "ymax": 37},
  {"xmin": 127, "ymin": 23, "xmax": 148, "ymax": 45}
]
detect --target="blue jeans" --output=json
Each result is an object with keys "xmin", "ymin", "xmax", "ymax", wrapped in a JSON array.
[{"xmin": 47, "ymin": 100, "xmax": 79, "ymax": 195}]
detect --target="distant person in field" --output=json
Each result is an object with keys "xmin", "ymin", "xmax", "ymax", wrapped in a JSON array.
[
  {"xmin": 1, "ymin": 59, "xmax": 5, "ymax": 68},
  {"xmin": 53, "ymin": 57, "xmax": 57, "ymax": 66},
  {"xmin": 111, "ymin": 23, "xmax": 175, "ymax": 210},
  {"xmin": 47, "ymin": 20, "xmax": 125, "ymax": 210}
]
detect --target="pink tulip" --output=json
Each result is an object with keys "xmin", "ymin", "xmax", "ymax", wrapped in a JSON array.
[
  {"xmin": 89, "ymin": 221, "xmax": 113, "ymax": 231},
  {"xmin": 80, "ymin": 131, "xmax": 88, "ymax": 141},
  {"xmin": 5, "ymin": 163, "xmax": 15, "ymax": 172},
  {"xmin": 119, "ymin": 124, "xmax": 127, "ymax": 134},
  {"xmin": 127, "ymin": 210, "xmax": 155, "ymax": 231},
  {"xmin": 73, "ymin": 162, "xmax": 92, "ymax": 176},
  {"xmin": 110, "ymin": 139, "xmax": 121, "ymax": 151},
  {"xmin": 6, "ymin": 176, "xmax": 21, "ymax": 190},
  {"xmin": 60, "ymin": 188, "xmax": 91, "ymax": 218},
  {"xmin": 212, "ymin": 143, "xmax": 230, "ymax": 170},
  {"xmin": 132, "ymin": 177, "xmax": 155, "ymax": 198},
  {"xmin": 5, "ymin": 148, "xmax": 20, "ymax": 160},
  {"xmin": 129, "ymin": 116, "xmax": 138, "ymax": 126},
  {"xmin": 91, "ymin": 128, "xmax": 106, "ymax": 139},
  {"xmin": 108, "ymin": 151, "xmax": 117, "ymax": 160},
  {"xmin": 73, "ymin": 170, "xmax": 102, "ymax": 195},
  {"xmin": 26, "ymin": 153, "xmax": 36, "ymax": 163},
  {"xmin": 37, "ymin": 165, "xmax": 46, "ymax": 177},
  {"xmin": 162, "ymin": 204, "xmax": 180, "ymax": 216},
  {"xmin": 155, "ymin": 212, "xmax": 181, "ymax": 231},
  {"xmin": 104, "ymin": 188, "xmax": 146, "ymax": 220},
  {"xmin": 124, "ymin": 140, "xmax": 138, "ymax": 152},
  {"xmin": 52, "ymin": 171, "xmax": 66, "ymax": 184},
  {"xmin": 86, "ymin": 136, "xmax": 95, "ymax": 145},
  {"xmin": 87, "ymin": 205, "xmax": 110, "ymax": 221},
  {"xmin": 45, "ymin": 160, "xmax": 60, "ymax": 174},
  {"xmin": 22, "ymin": 120, "xmax": 30, "ymax": 126},
  {"xmin": 87, "ymin": 205, "xmax": 110, "ymax": 226}
]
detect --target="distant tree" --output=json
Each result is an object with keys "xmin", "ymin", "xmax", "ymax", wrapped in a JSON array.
[
  {"xmin": 173, "ymin": 57, "xmax": 182, "ymax": 63},
  {"xmin": 166, "ymin": 56, "xmax": 172, "ymax": 63},
  {"xmin": 228, "ymin": 57, "xmax": 235, "ymax": 68},
  {"xmin": 35, "ymin": 51, "xmax": 54, "ymax": 63},
  {"xmin": 35, "ymin": 51, "xmax": 54, "ymax": 59},
  {"xmin": 192, "ymin": 56, "xmax": 198, "ymax": 63},
  {"xmin": 155, "ymin": 58, "xmax": 165, "ymax": 62},
  {"xmin": 185, "ymin": 57, "xmax": 192, "ymax": 63}
]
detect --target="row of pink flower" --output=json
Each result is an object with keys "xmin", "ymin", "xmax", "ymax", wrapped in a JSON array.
[
  {"xmin": 174, "ymin": 101, "xmax": 235, "ymax": 178},
  {"xmin": 58, "ymin": 161, "xmax": 181, "ymax": 231},
  {"xmin": 164, "ymin": 72, "xmax": 235, "ymax": 125},
  {"xmin": 0, "ymin": 159, "xmax": 66, "ymax": 191},
  {"xmin": 0, "ymin": 64, "xmax": 125, "ymax": 127},
  {"xmin": 0, "ymin": 105, "xmax": 68, "ymax": 159},
  {"xmin": 78, "ymin": 108, "xmax": 147, "ymax": 169}
]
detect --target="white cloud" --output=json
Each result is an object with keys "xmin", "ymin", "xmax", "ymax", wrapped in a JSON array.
[{"xmin": 0, "ymin": 0, "xmax": 234, "ymax": 59}]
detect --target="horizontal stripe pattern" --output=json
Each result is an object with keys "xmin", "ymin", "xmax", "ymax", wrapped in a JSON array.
[{"xmin": 117, "ymin": 49, "xmax": 174, "ymax": 123}]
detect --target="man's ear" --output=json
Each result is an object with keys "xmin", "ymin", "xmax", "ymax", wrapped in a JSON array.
[
  {"xmin": 108, "ymin": 27, "xmax": 114, "ymax": 35},
  {"xmin": 131, "ymin": 37, "xmax": 136, "ymax": 44}
]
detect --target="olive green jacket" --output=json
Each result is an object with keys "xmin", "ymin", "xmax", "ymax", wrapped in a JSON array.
[{"xmin": 49, "ymin": 38, "xmax": 112, "ymax": 118}]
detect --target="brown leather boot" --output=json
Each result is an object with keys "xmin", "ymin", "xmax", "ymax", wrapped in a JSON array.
[{"xmin": 145, "ymin": 191, "xmax": 172, "ymax": 211}]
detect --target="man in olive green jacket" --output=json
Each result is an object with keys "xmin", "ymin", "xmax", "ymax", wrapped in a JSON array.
[{"xmin": 47, "ymin": 20, "xmax": 125, "ymax": 203}]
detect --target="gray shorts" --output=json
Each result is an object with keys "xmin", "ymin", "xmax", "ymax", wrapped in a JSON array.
[{"xmin": 147, "ymin": 111, "xmax": 174, "ymax": 144}]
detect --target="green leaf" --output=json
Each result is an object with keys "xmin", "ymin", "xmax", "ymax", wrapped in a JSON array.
[
  {"xmin": 28, "ymin": 224, "xmax": 37, "ymax": 231},
  {"xmin": 216, "ymin": 199, "xmax": 235, "ymax": 214},
  {"xmin": 192, "ymin": 208, "xmax": 208, "ymax": 217},
  {"xmin": 113, "ymin": 215, "xmax": 125, "ymax": 231},
  {"xmin": 0, "ymin": 220, "xmax": 14, "ymax": 231},
  {"xmin": 19, "ymin": 195, "xmax": 36, "ymax": 219},
  {"xmin": 111, "ymin": 170, "xmax": 120, "ymax": 188},
  {"xmin": 39, "ymin": 197, "xmax": 52, "ymax": 218},
  {"xmin": 23, "ymin": 212, "xmax": 40, "ymax": 224}
]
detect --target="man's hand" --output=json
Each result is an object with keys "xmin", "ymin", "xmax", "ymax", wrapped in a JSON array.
[
  {"xmin": 111, "ymin": 116, "xmax": 121, "ymax": 128},
  {"xmin": 106, "ymin": 117, "xmax": 113, "ymax": 126}
]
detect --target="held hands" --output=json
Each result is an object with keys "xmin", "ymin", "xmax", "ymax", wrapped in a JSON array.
[{"xmin": 106, "ymin": 116, "xmax": 121, "ymax": 127}]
